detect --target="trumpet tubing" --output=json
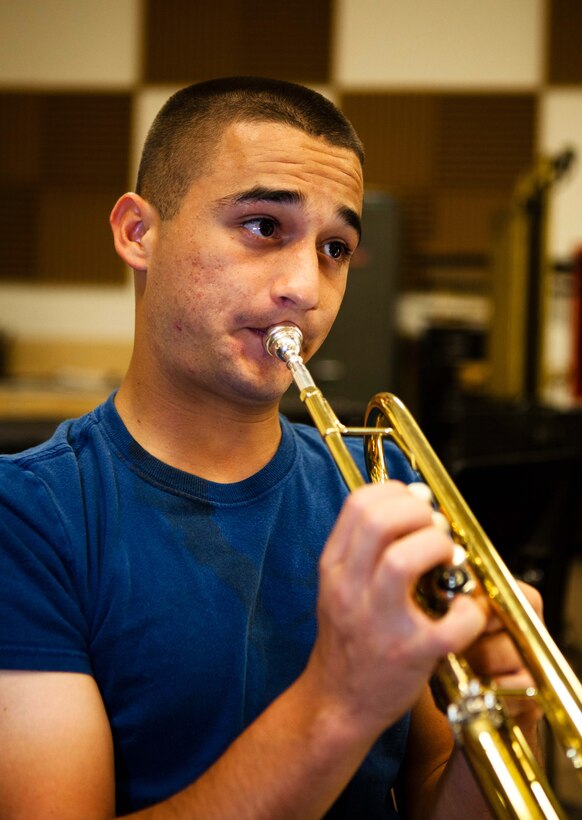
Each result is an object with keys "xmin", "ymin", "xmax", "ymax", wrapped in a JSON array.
[{"xmin": 264, "ymin": 323, "xmax": 582, "ymax": 820}]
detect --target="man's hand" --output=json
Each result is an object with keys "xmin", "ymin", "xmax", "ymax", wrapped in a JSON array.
[
  {"xmin": 464, "ymin": 580, "xmax": 544, "ymax": 729},
  {"xmin": 304, "ymin": 481, "xmax": 489, "ymax": 740}
]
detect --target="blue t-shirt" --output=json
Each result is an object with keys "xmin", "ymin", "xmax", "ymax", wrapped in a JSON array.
[{"xmin": 0, "ymin": 394, "xmax": 415, "ymax": 816}]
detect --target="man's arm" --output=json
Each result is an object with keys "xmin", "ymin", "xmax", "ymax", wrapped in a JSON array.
[
  {"xmin": 0, "ymin": 671, "xmax": 116, "ymax": 819},
  {"xmin": 0, "ymin": 664, "xmax": 401, "ymax": 820},
  {"xmin": 0, "ymin": 665, "xmax": 365, "ymax": 820},
  {"xmin": 395, "ymin": 684, "xmax": 497, "ymax": 820}
]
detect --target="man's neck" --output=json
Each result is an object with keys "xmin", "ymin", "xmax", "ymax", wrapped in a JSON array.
[{"xmin": 114, "ymin": 373, "xmax": 283, "ymax": 484}]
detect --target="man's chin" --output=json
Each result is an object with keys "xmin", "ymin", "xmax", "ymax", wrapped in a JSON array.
[
  {"xmin": 237, "ymin": 381, "xmax": 291, "ymax": 408},
  {"xmin": 211, "ymin": 348, "xmax": 294, "ymax": 408}
]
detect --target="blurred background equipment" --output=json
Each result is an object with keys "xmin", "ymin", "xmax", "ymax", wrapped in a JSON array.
[{"xmin": 487, "ymin": 148, "xmax": 576, "ymax": 404}]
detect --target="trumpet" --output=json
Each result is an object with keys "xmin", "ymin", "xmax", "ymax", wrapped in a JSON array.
[{"xmin": 264, "ymin": 323, "xmax": 582, "ymax": 820}]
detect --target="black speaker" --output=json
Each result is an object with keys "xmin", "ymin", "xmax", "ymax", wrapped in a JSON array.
[{"xmin": 281, "ymin": 191, "xmax": 401, "ymax": 423}]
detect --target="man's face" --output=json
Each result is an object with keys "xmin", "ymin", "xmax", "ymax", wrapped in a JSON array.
[{"xmin": 139, "ymin": 119, "xmax": 364, "ymax": 408}]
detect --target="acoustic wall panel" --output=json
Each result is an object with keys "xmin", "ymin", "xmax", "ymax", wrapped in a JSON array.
[
  {"xmin": 0, "ymin": 92, "xmax": 131, "ymax": 284},
  {"xmin": 547, "ymin": 0, "xmax": 582, "ymax": 85},
  {"xmin": 144, "ymin": 0, "xmax": 332, "ymax": 84},
  {"xmin": 341, "ymin": 92, "xmax": 536, "ymax": 283}
]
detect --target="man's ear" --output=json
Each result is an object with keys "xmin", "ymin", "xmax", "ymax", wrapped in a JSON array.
[{"xmin": 110, "ymin": 193, "xmax": 156, "ymax": 271}]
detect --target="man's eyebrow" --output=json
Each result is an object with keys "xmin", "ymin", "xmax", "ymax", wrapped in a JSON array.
[
  {"xmin": 223, "ymin": 186, "xmax": 305, "ymax": 207},
  {"xmin": 338, "ymin": 206, "xmax": 362, "ymax": 243},
  {"xmin": 221, "ymin": 186, "xmax": 362, "ymax": 242}
]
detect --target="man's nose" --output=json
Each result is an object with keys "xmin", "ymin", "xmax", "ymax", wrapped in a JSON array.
[{"xmin": 270, "ymin": 244, "xmax": 320, "ymax": 310}]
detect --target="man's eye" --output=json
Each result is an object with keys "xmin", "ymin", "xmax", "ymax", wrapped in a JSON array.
[
  {"xmin": 323, "ymin": 240, "xmax": 351, "ymax": 261},
  {"xmin": 244, "ymin": 217, "xmax": 277, "ymax": 238}
]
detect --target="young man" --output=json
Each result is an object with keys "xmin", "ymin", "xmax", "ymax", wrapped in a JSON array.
[{"xmin": 0, "ymin": 78, "xmax": 541, "ymax": 818}]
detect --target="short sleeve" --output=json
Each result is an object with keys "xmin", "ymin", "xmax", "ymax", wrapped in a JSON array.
[{"xmin": 0, "ymin": 460, "xmax": 91, "ymax": 673}]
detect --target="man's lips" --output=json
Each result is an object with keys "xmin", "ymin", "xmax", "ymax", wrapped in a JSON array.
[
  {"xmin": 246, "ymin": 323, "xmax": 301, "ymax": 337},
  {"xmin": 242, "ymin": 327, "xmax": 276, "ymax": 357}
]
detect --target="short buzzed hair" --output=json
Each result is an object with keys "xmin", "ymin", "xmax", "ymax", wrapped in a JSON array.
[{"xmin": 136, "ymin": 76, "xmax": 364, "ymax": 220}]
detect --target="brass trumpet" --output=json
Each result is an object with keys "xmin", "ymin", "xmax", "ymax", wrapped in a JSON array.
[{"xmin": 264, "ymin": 323, "xmax": 582, "ymax": 820}]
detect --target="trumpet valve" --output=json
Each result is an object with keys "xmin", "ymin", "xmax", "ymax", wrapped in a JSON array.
[{"xmin": 416, "ymin": 543, "xmax": 476, "ymax": 617}]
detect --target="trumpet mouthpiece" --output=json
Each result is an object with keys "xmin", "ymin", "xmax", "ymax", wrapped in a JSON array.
[{"xmin": 264, "ymin": 325, "xmax": 304, "ymax": 363}]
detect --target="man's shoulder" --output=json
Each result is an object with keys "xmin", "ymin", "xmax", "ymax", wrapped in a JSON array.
[
  {"xmin": 1, "ymin": 409, "xmax": 96, "ymax": 473},
  {"xmin": 0, "ymin": 396, "xmax": 115, "ymax": 510}
]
